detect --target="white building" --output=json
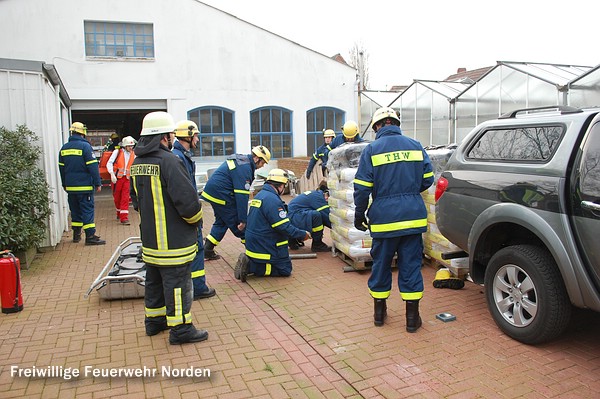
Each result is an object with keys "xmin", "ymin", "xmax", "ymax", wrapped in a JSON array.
[{"xmin": 0, "ymin": 0, "xmax": 358, "ymax": 248}]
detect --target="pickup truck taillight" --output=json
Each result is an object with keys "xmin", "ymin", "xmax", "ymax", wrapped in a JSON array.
[{"xmin": 435, "ymin": 176, "xmax": 448, "ymax": 202}]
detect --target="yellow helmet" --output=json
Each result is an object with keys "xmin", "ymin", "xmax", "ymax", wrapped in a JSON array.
[
  {"xmin": 371, "ymin": 107, "xmax": 401, "ymax": 130},
  {"xmin": 266, "ymin": 168, "xmax": 288, "ymax": 184},
  {"xmin": 69, "ymin": 122, "xmax": 87, "ymax": 135},
  {"xmin": 110, "ymin": 132, "xmax": 119, "ymax": 139},
  {"xmin": 342, "ymin": 121, "xmax": 359, "ymax": 138},
  {"xmin": 252, "ymin": 145, "xmax": 271, "ymax": 164},
  {"xmin": 121, "ymin": 136, "xmax": 137, "ymax": 147},
  {"xmin": 174, "ymin": 120, "xmax": 199, "ymax": 138},
  {"xmin": 141, "ymin": 111, "xmax": 175, "ymax": 136},
  {"xmin": 323, "ymin": 129, "xmax": 336, "ymax": 138}
]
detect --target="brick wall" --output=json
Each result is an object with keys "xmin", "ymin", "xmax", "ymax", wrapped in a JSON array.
[{"xmin": 277, "ymin": 157, "xmax": 310, "ymax": 177}]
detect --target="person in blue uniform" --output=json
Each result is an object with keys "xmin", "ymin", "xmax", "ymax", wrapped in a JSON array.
[
  {"xmin": 58, "ymin": 122, "xmax": 106, "ymax": 245},
  {"xmin": 287, "ymin": 182, "xmax": 331, "ymax": 252},
  {"xmin": 329, "ymin": 120, "xmax": 364, "ymax": 151},
  {"xmin": 234, "ymin": 169, "xmax": 310, "ymax": 281},
  {"xmin": 305, "ymin": 129, "xmax": 336, "ymax": 179},
  {"xmin": 200, "ymin": 145, "xmax": 271, "ymax": 260},
  {"xmin": 172, "ymin": 120, "xmax": 216, "ymax": 300},
  {"xmin": 353, "ymin": 107, "xmax": 434, "ymax": 332}
]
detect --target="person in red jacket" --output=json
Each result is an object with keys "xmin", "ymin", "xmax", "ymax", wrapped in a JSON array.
[{"xmin": 107, "ymin": 136, "xmax": 136, "ymax": 225}]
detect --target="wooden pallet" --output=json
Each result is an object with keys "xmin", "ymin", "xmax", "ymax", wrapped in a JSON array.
[{"xmin": 334, "ymin": 248, "xmax": 373, "ymax": 272}]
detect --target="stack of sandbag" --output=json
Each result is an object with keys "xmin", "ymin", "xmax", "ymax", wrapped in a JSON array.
[
  {"xmin": 326, "ymin": 142, "xmax": 372, "ymax": 261},
  {"xmin": 421, "ymin": 145, "xmax": 467, "ymax": 277}
]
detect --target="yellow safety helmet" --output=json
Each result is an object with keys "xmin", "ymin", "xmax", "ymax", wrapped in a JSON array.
[
  {"xmin": 251, "ymin": 145, "xmax": 271, "ymax": 164},
  {"xmin": 342, "ymin": 121, "xmax": 359, "ymax": 138},
  {"xmin": 141, "ymin": 111, "xmax": 175, "ymax": 136},
  {"xmin": 69, "ymin": 122, "xmax": 87, "ymax": 135},
  {"xmin": 174, "ymin": 120, "xmax": 199, "ymax": 138},
  {"xmin": 266, "ymin": 168, "xmax": 288, "ymax": 185},
  {"xmin": 371, "ymin": 107, "xmax": 401, "ymax": 130},
  {"xmin": 323, "ymin": 129, "xmax": 336, "ymax": 138},
  {"xmin": 121, "ymin": 136, "xmax": 137, "ymax": 147},
  {"xmin": 110, "ymin": 132, "xmax": 119, "ymax": 139}
]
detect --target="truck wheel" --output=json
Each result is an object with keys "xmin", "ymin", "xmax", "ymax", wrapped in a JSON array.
[{"xmin": 484, "ymin": 244, "xmax": 571, "ymax": 345}]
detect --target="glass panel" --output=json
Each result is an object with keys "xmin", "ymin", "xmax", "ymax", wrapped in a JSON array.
[
  {"xmin": 467, "ymin": 126, "xmax": 563, "ymax": 161},
  {"xmin": 307, "ymin": 111, "xmax": 315, "ymax": 131},
  {"xmin": 251, "ymin": 135, "xmax": 260, "ymax": 147},
  {"xmin": 223, "ymin": 111, "xmax": 233, "ymax": 133},
  {"xmin": 326, "ymin": 110, "xmax": 334, "ymax": 130},
  {"xmin": 212, "ymin": 109, "xmax": 223, "ymax": 133},
  {"xmin": 261, "ymin": 110, "xmax": 270, "ymax": 132},
  {"xmin": 272, "ymin": 109, "xmax": 281, "ymax": 131},
  {"xmin": 315, "ymin": 110, "xmax": 324, "ymax": 130},
  {"xmin": 282, "ymin": 134, "xmax": 292, "ymax": 157},
  {"xmin": 251, "ymin": 111, "xmax": 260, "ymax": 132},
  {"xmin": 271, "ymin": 134, "xmax": 283, "ymax": 157},
  {"xmin": 282, "ymin": 111, "xmax": 290, "ymax": 131},
  {"xmin": 200, "ymin": 109, "xmax": 212, "ymax": 133}
]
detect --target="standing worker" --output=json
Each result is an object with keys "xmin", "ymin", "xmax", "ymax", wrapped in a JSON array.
[
  {"xmin": 58, "ymin": 122, "xmax": 106, "ymax": 245},
  {"xmin": 104, "ymin": 132, "xmax": 120, "ymax": 152},
  {"xmin": 234, "ymin": 169, "xmax": 310, "ymax": 282},
  {"xmin": 353, "ymin": 107, "xmax": 434, "ymax": 332},
  {"xmin": 329, "ymin": 120, "xmax": 364, "ymax": 151},
  {"xmin": 172, "ymin": 120, "xmax": 216, "ymax": 300},
  {"xmin": 287, "ymin": 182, "xmax": 332, "ymax": 252},
  {"xmin": 130, "ymin": 111, "xmax": 208, "ymax": 345},
  {"xmin": 305, "ymin": 129, "xmax": 336, "ymax": 179},
  {"xmin": 200, "ymin": 145, "xmax": 271, "ymax": 260},
  {"xmin": 107, "ymin": 135, "xmax": 136, "ymax": 225}
]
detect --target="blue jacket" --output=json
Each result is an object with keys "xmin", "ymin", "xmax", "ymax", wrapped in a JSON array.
[
  {"xmin": 200, "ymin": 154, "xmax": 256, "ymax": 224},
  {"xmin": 329, "ymin": 133, "xmax": 364, "ymax": 151},
  {"xmin": 353, "ymin": 125, "xmax": 434, "ymax": 238},
  {"xmin": 306, "ymin": 142, "xmax": 333, "ymax": 177},
  {"xmin": 58, "ymin": 135, "xmax": 101, "ymax": 193},
  {"xmin": 245, "ymin": 184, "xmax": 307, "ymax": 263},
  {"xmin": 288, "ymin": 190, "xmax": 331, "ymax": 231},
  {"xmin": 171, "ymin": 140, "xmax": 196, "ymax": 191}
]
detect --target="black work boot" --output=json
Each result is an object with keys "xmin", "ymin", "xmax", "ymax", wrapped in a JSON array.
[
  {"xmin": 234, "ymin": 253, "xmax": 249, "ymax": 282},
  {"xmin": 85, "ymin": 235, "xmax": 106, "ymax": 245},
  {"xmin": 169, "ymin": 324, "xmax": 208, "ymax": 345},
  {"xmin": 311, "ymin": 239, "xmax": 331, "ymax": 252},
  {"xmin": 288, "ymin": 239, "xmax": 300, "ymax": 250},
  {"xmin": 374, "ymin": 298, "xmax": 387, "ymax": 327},
  {"xmin": 204, "ymin": 238, "xmax": 221, "ymax": 261},
  {"xmin": 145, "ymin": 320, "xmax": 169, "ymax": 336},
  {"xmin": 73, "ymin": 227, "xmax": 82, "ymax": 243},
  {"xmin": 406, "ymin": 300, "xmax": 422, "ymax": 333}
]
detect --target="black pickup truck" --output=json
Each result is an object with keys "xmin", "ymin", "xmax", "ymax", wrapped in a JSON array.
[{"xmin": 435, "ymin": 106, "xmax": 600, "ymax": 344}]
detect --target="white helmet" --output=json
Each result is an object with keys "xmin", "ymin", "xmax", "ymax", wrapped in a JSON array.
[
  {"xmin": 141, "ymin": 111, "xmax": 175, "ymax": 136},
  {"xmin": 121, "ymin": 136, "xmax": 136, "ymax": 146}
]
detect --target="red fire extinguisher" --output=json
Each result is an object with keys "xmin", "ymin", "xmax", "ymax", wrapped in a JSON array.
[{"xmin": 0, "ymin": 250, "xmax": 24, "ymax": 314}]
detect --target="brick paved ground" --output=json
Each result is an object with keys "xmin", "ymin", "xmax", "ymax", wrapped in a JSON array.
[{"xmin": 1, "ymin": 188, "xmax": 599, "ymax": 398}]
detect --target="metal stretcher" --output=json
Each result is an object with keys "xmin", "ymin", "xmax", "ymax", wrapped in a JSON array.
[{"xmin": 84, "ymin": 237, "xmax": 145, "ymax": 300}]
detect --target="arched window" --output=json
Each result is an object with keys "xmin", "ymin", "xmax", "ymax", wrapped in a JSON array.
[
  {"xmin": 306, "ymin": 107, "xmax": 344, "ymax": 156},
  {"xmin": 188, "ymin": 106, "xmax": 235, "ymax": 158},
  {"xmin": 250, "ymin": 106, "xmax": 292, "ymax": 159}
]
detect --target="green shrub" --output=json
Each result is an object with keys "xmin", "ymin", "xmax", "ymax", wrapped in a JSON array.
[{"xmin": 0, "ymin": 125, "xmax": 52, "ymax": 252}]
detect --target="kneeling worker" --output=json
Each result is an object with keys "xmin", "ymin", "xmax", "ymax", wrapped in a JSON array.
[
  {"xmin": 288, "ymin": 182, "xmax": 332, "ymax": 252},
  {"xmin": 235, "ymin": 169, "xmax": 310, "ymax": 281}
]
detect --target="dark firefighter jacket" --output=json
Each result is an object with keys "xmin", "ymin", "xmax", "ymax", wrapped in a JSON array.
[
  {"xmin": 171, "ymin": 140, "xmax": 197, "ymax": 191},
  {"xmin": 306, "ymin": 142, "xmax": 333, "ymax": 177},
  {"xmin": 130, "ymin": 135, "xmax": 203, "ymax": 266},
  {"xmin": 288, "ymin": 189, "xmax": 331, "ymax": 232},
  {"xmin": 245, "ymin": 184, "xmax": 307, "ymax": 263},
  {"xmin": 329, "ymin": 132, "xmax": 365, "ymax": 151},
  {"xmin": 200, "ymin": 154, "xmax": 256, "ymax": 224},
  {"xmin": 58, "ymin": 135, "xmax": 101, "ymax": 193},
  {"xmin": 353, "ymin": 124, "xmax": 434, "ymax": 239}
]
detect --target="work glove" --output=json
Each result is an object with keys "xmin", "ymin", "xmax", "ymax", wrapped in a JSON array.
[
  {"xmin": 354, "ymin": 213, "xmax": 368, "ymax": 231},
  {"xmin": 110, "ymin": 173, "xmax": 117, "ymax": 184},
  {"xmin": 305, "ymin": 170, "xmax": 311, "ymax": 179}
]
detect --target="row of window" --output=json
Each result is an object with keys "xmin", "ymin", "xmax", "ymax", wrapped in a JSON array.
[
  {"xmin": 84, "ymin": 21, "xmax": 347, "ymax": 159},
  {"xmin": 187, "ymin": 106, "xmax": 345, "ymax": 159}
]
